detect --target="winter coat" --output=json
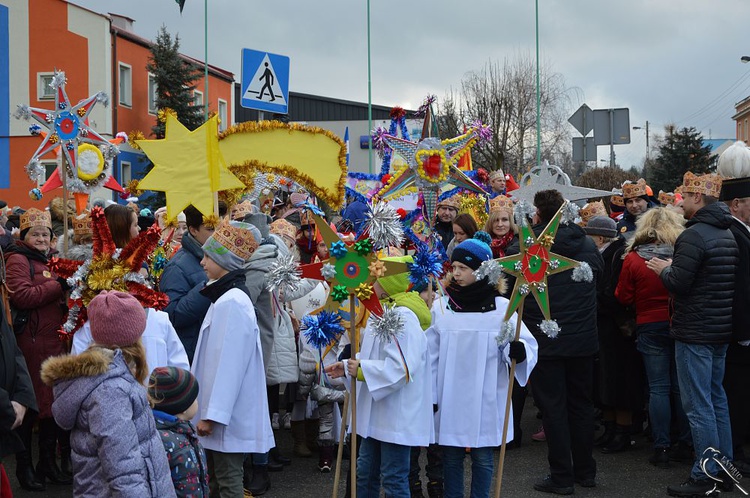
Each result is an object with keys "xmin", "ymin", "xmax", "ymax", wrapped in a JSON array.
[
  {"xmin": 244, "ymin": 242, "xmax": 298, "ymax": 385},
  {"xmin": 41, "ymin": 347, "xmax": 176, "ymax": 498},
  {"xmin": 506, "ymin": 222, "xmax": 604, "ymax": 358},
  {"xmin": 161, "ymin": 233, "xmax": 210, "ymax": 362},
  {"xmin": 0, "ymin": 305, "xmax": 37, "ymax": 459},
  {"xmin": 616, "ymin": 243, "xmax": 673, "ymax": 325},
  {"xmin": 341, "ymin": 199, "xmax": 369, "ymax": 235},
  {"xmin": 434, "ymin": 219, "xmax": 454, "ymax": 251},
  {"xmin": 153, "ymin": 410, "xmax": 208, "ymax": 498},
  {"xmin": 298, "ymin": 334, "xmax": 345, "ymax": 404},
  {"xmin": 660, "ymin": 202, "xmax": 738, "ymax": 344},
  {"xmin": 6, "ymin": 241, "xmax": 66, "ymax": 418},
  {"xmin": 727, "ymin": 218, "xmax": 750, "ymax": 345}
]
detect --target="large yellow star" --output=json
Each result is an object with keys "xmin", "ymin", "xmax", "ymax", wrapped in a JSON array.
[{"xmin": 137, "ymin": 114, "xmax": 243, "ymax": 220}]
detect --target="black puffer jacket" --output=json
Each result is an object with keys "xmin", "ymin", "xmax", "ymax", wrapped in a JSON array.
[
  {"xmin": 506, "ymin": 222, "xmax": 604, "ymax": 358},
  {"xmin": 660, "ymin": 202, "xmax": 738, "ymax": 344}
]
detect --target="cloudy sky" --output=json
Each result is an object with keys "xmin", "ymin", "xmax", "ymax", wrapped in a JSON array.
[{"xmin": 74, "ymin": 0, "xmax": 750, "ymax": 169}]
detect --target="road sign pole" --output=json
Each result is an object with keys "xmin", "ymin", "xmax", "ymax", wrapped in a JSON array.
[{"xmin": 609, "ymin": 109, "xmax": 615, "ymax": 168}]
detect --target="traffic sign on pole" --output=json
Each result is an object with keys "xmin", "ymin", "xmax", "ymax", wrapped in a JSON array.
[
  {"xmin": 572, "ymin": 137, "xmax": 597, "ymax": 162},
  {"xmin": 593, "ymin": 108, "xmax": 631, "ymax": 145},
  {"xmin": 240, "ymin": 48, "xmax": 290, "ymax": 114},
  {"xmin": 568, "ymin": 104, "xmax": 594, "ymax": 136}
]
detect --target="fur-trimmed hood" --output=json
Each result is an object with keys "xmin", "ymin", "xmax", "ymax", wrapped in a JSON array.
[
  {"xmin": 40, "ymin": 348, "xmax": 130, "ymax": 431},
  {"xmin": 56, "ymin": 233, "xmax": 93, "ymax": 261}
]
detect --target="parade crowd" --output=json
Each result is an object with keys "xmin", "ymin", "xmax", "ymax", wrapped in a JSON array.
[{"xmin": 1, "ymin": 142, "xmax": 750, "ymax": 498}]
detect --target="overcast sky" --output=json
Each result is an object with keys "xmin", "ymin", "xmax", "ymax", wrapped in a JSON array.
[{"xmin": 74, "ymin": 0, "xmax": 750, "ymax": 170}]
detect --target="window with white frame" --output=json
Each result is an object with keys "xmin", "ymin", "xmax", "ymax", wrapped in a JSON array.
[
  {"xmin": 38, "ymin": 73, "xmax": 56, "ymax": 100},
  {"xmin": 193, "ymin": 90, "xmax": 203, "ymax": 107},
  {"xmin": 39, "ymin": 162, "xmax": 57, "ymax": 186},
  {"xmin": 218, "ymin": 99, "xmax": 228, "ymax": 131},
  {"xmin": 121, "ymin": 161, "xmax": 132, "ymax": 185},
  {"xmin": 148, "ymin": 74, "xmax": 158, "ymax": 114},
  {"xmin": 119, "ymin": 63, "xmax": 132, "ymax": 107}
]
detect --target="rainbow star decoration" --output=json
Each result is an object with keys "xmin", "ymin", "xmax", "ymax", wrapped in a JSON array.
[{"xmin": 299, "ymin": 214, "xmax": 409, "ymax": 317}]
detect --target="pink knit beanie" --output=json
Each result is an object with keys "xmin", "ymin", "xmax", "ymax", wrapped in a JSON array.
[{"xmin": 88, "ymin": 291, "xmax": 146, "ymax": 347}]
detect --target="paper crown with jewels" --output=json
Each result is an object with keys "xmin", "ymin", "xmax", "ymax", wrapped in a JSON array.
[
  {"xmin": 73, "ymin": 211, "xmax": 93, "ymax": 236},
  {"xmin": 489, "ymin": 195, "xmax": 514, "ymax": 213},
  {"xmin": 578, "ymin": 200, "xmax": 607, "ymax": 226},
  {"xmin": 436, "ymin": 194, "xmax": 460, "ymax": 210},
  {"xmin": 682, "ymin": 171, "xmax": 722, "ymax": 198},
  {"xmin": 210, "ymin": 220, "xmax": 259, "ymax": 260},
  {"xmin": 488, "ymin": 169, "xmax": 506, "ymax": 181},
  {"xmin": 658, "ymin": 191, "xmax": 676, "ymax": 206},
  {"xmin": 610, "ymin": 190, "xmax": 625, "ymax": 207},
  {"xmin": 621, "ymin": 178, "xmax": 648, "ymax": 199},
  {"xmin": 270, "ymin": 218, "xmax": 297, "ymax": 242},
  {"xmin": 232, "ymin": 200, "xmax": 254, "ymax": 221},
  {"xmin": 20, "ymin": 207, "xmax": 52, "ymax": 232}
]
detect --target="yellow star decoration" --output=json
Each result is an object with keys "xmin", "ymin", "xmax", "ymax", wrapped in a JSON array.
[{"xmin": 136, "ymin": 114, "xmax": 244, "ymax": 220}]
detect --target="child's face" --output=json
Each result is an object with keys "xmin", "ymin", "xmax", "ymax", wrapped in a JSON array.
[
  {"xmin": 200, "ymin": 255, "xmax": 228, "ymax": 281},
  {"xmin": 317, "ymin": 240, "xmax": 329, "ymax": 258},
  {"xmin": 179, "ymin": 399, "xmax": 198, "ymax": 421},
  {"xmin": 419, "ymin": 286, "xmax": 436, "ymax": 309},
  {"xmin": 451, "ymin": 261, "xmax": 477, "ymax": 287}
]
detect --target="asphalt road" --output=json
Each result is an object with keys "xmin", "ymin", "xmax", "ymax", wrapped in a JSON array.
[{"xmin": 5, "ymin": 397, "xmax": 748, "ymax": 498}]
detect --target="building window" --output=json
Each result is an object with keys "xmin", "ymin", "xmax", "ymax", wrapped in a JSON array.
[
  {"xmin": 218, "ymin": 99, "xmax": 228, "ymax": 132},
  {"xmin": 39, "ymin": 162, "xmax": 57, "ymax": 186},
  {"xmin": 193, "ymin": 90, "xmax": 203, "ymax": 108},
  {"xmin": 119, "ymin": 63, "xmax": 132, "ymax": 107},
  {"xmin": 37, "ymin": 73, "xmax": 56, "ymax": 100},
  {"xmin": 121, "ymin": 161, "xmax": 131, "ymax": 185},
  {"xmin": 148, "ymin": 74, "xmax": 158, "ymax": 114}
]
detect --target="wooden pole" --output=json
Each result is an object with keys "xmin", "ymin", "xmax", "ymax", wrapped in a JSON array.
[
  {"xmin": 349, "ymin": 293, "xmax": 358, "ymax": 498},
  {"xmin": 494, "ymin": 299, "xmax": 526, "ymax": 498},
  {"xmin": 332, "ymin": 392, "xmax": 350, "ymax": 498},
  {"xmin": 60, "ymin": 152, "xmax": 69, "ymax": 255}
]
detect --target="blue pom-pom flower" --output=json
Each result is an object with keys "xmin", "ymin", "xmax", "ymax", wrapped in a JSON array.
[{"xmin": 302, "ymin": 310, "xmax": 344, "ymax": 350}]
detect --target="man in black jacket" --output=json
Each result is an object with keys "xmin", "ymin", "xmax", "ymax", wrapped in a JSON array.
[
  {"xmin": 433, "ymin": 194, "xmax": 459, "ymax": 251},
  {"xmin": 507, "ymin": 190, "xmax": 604, "ymax": 495},
  {"xmin": 647, "ymin": 172, "xmax": 739, "ymax": 497}
]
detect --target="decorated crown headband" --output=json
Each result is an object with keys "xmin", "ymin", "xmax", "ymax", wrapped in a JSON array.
[
  {"xmin": 682, "ymin": 171, "xmax": 722, "ymax": 198},
  {"xmin": 658, "ymin": 191, "xmax": 676, "ymax": 206},
  {"xmin": 488, "ymin": 169, "xmax": 506, "ymax": 180},
  {"xmin": 622, "ymin": 178, "xmax": 647, "ymax": 199},
  {"xmin": 73, "ymin": 211, "xmax": 93, "ymax": 236},
  {"xmin": 20, "ymin": 207, "xmax": 52, "ymax": 232},
  {"xmin": 436, "ymin": 194, "xmax": 460, "ymax": 210},
  {"xmin": 270, "ymin": 219, "xmax": 297, "ymax": 241},
  {"xmin": 489, "ymin": 195, "xmax": 514, "ymax": 214},
  {"xmin": 211, "ymin": 220, "xmax": 259, "ymax": 260},
  {"xmin": 610, "ymin": 191, "xmax": 625, "ymax": 207},
  {"xmin": 232, "ymin": 200, "xmax": 254, "ymax": 220},
  {"xmin": 579, "ymin": 200, "xmax": 607, "ymax": 225}
]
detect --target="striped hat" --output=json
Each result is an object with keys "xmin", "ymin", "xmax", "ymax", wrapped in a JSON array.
[{"xmin": 148, "ymin": 366, "xmax": 199, "ymax": 416}]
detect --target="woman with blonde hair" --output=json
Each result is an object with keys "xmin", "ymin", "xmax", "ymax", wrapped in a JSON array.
[
  {"xmin": 484, "ymin": 195, "xmax": 516, "ymax": 258},
  {"xmin": 615, "ymin": 207, "xmax": 692, "ymax": 468}
]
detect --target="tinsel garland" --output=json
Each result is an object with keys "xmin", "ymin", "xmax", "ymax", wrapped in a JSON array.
[
  {"xmin": 571, "ymin": 262, "xmax": 593, "ymax": 283},
  {"xmin": 267, "ymin": 252, "xmax": 302, "ymax": 296},
  {"xmin": 91, "ymin": 207, "xmax": 115, "ymax": 255},
  {"xmin": 126, "ymin": 281, "xmax": 169, "ymax": 310},
  {"xmin": 128, "ymin": 131, "xmax": 145, "ymax": 151},
  {"xmin": 344, "ymin": 186, "xmax": 369, "ymax": 206},
  {"xmin": 459, "ymin": 194, "xmax": 489, "ymax": 227},
  {"xmin": 474, "ymin": 259, "xmax": 504, "ymax": 286},
  {"xmin": 302, "ymin": 310, "xmax": 344, "ymax": 350},
  {"xmin": 119, "ymin": 224, "xmax": 161, "ymax": 271},
  {"xmin": 539, "ymin": 319, "xmax": 560, "ymax": 339},
  {"xmin": 202, "ymin": 214, "xmax": 220, "ymax": 229},
  {"xmin": 560, "ymin": 201, "xmax": 581, "ymax": 225},
  {"xmin": 495, "ymin": 320, "xmax": 515, "ymax": 348},
  {"xmin": 371, "ymin": 305, "xmax": 405, "ymax": 343},
  {"xmin": 513, "ymin": 200, "xmax": 536, "ymax": 227},
  {"xmin": 48, "ymin": 257, "xmax": 83, "ymax": 280}
]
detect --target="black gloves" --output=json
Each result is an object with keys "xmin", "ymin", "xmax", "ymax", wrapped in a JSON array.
[
  {"xmin": 57, "ymin": 277, "xmax": 71, "ymax": 292},
  {"xmin": 508, "ymin": 341, "xmax": 527, "ymax": 363}
]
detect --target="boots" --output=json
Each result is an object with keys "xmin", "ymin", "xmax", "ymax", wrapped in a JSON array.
[
  {"xmin": 15, "ymin": 418, "xmax": 45, "ymax": 492},
  {"xmin": 58, "ymin": 428, "xmax": 72, "ymax": 479},
  {"xmin": 410, "ymin": 479, "xmax": 424, "ymax": 497},
  {"xmin": 595, "ymin": 420, "xmax": 616, "ymax": 447},
  {"xmin": 305, "ymin": 418, "xmax": 319, "ymax": 454},
  {"xmin": 245, "ymin": 464, "xmax": 270, "ymax": 496},
  {"xmin": 427, "ymin": 480, "xmax": 444, "ymax": 498},
  {"xmin": 318, "ymin": 444, "xmax": 334, "ymax": 473},
  {"xmin": 600, "ymin": 425, "xmax": 634, "ymax": 454},
  {"xmin": 291, "ymin": 421, "xmax": 312, "ymax": 457},
  {"xmin": 269, "ymin": 447, "xmax": 291, "ymax": 467},
  {"xmin": 37, "ymin": 418, "xmax": 72, "ymax": 485}
]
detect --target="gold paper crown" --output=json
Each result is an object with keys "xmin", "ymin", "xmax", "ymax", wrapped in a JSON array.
[
  {"xmin": 658, "ymin": 191, "xmax": 676, "ymax": 206},
  {"xmin": 610, "ymin": 191, "xmax": 624, "ymax": 207},
  {"xmin": 270, "ymin": 218, "xmax": 297, "ymax": 242},
  {"xmin": 232, "ymin": 200, "xmax": 254, "ymax": 221},
  {"xmin": 73, "ymin": 211, "xmax": 93, "ymax": 236},
  {"xmin": 674, "ymin": 185, "xmax": 684, "ymax": 195},
  {"xmin": 682, "ymin": 171, "xmax": 722, "ymax": 198},
  {"xmin": 436, "ymin": 194, "xmax": 460, "ymax": 210},
  {"xmin": 489, "ymin": 169, "xmax": 506, "ymax": 180},
  {"xmin": 489, "ymin": 195, "xmax": 514, "ymax": 213},
  {"xmin": 211, "ymin": 220, "xmax": 259, "ymax": 260},
  {"xmin": 622, "ymin": 178, "xmax": 648, "ymax": 199},
  {"xmin": 20, "ymin": 208, "xmax": 52, "ymax": 232},
  {"xmin": 579, "ymin": 200, "xmax": 607, "ymax": 226}
]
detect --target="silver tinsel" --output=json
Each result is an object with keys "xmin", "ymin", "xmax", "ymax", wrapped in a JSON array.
[
  {"xmin": 320, "ymin": 263, "xmax": 337, "ymax": 280},
  {"xmin": 13, "ymin": 104, "xmax": 32, "ymax": 121},
  {"xmin": 95, "ymin": 92, "xmax": 110, "ymax": 107},
  {"xmin": 123, "ymin": 272, "xmax": 149, "ymax": 287},
  {"xmin": 371, "ymin": 305, "xmax": 405, "ymax": 343},
  {"xmin": 50, "ymin": 71, "xmax": 66, "ymax": 90},
  {"xmin": 266, "ymin": 253, "xmax": 302, "ymax": 296},
  {"xmin": 514, "ymin": 200, "xmax": 535, "ymax": 227},
  {"xmin": 519, "ymin": 283, "xmax": 530, "ymax": 295},
  {"xmin": 496, "ymin": 320, "xmax": 515, "ymax": 348},
  {"xmin": 560, "ymin": 201, "xmax": 580, "ymax": 225},
  {"xmin": 25, "ymin": 160, "xmax": 45, "ymax": 182},
  {"xmin": 101, "ymin": 143, "xmax": 119, "ymax": 160},
  {"xmin": 61, "ymin": 304, "xmax": 81, "ymax": 334},
  {"xmin": 365, "ymin": 202, "xmax": 404, "ymax": 250},
  {"xmin": 571, "ymin": 262, "xmax": 593, "ymax": 283},
  {"xmin": 539, "ymin": 319, "xmax": 560, "ymax": 339},
  {"xmin": 474, "ymin": 259, "xmax": 503, "ymax": 286}
]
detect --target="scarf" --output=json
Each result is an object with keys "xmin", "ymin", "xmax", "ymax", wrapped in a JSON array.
[
  {"xmin": 490, "ymin": 231, "xmax": 515, "ymax": 258},
  {"xmin": 447, "ymin": 279, "xmax": 500, "ymax": 313},
  {"xmin": 385, "ymin": 291, "xmax": 432, "ymax": 331}
]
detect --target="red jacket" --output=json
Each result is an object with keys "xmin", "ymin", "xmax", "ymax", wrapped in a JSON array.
[{"xmin": 615, "ymin": 251, "xmax": 670, "ymax": 325}]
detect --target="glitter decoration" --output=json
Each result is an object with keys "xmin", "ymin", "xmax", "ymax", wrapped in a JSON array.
[
  {"xmin": 266, "ymin": 252, "xmax": 302, "ymax": 296},
  {"xmin": 371, "ymin": 305, "xmax": 405, "ymax": 343},
  {"xmin": 539, "ymin": 319, "xmax": 560, "ymax": 339},
  {"xmin": 320, "ymin": 263, "xmax": 337, "ymax": 280},
  {"xmin": 330, "ymin": 240, "xmax": 348, "ymax": 259},
  {"xmin": 365, "ymin": 202, "xmax": 404, "ymax": 250},
  {"xmin": 302, "ymin": 310, "xmax": 344, "ymax": 350},
  {"xmin": 474, "ymin": 259, "xmax": 504, "ymax": 286},
  {"xmin": 571, "ymin": 261, "xmax": 594, "ymax": 283},
  {"xmin": 496, "ymin": 320, "xmax": 515, "ymax": 348},
  {"xmin": 28, "ymin": 188, "xmax": 43, "ymax": 201},
  {"xmin": 330, "ymin": 285, "xmax": 349, "ymax": 303}
]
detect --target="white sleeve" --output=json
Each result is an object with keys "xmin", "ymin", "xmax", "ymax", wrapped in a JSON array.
[{"xmin": 71, "ymin": 322, "xmax": 93, "ymax": 355}]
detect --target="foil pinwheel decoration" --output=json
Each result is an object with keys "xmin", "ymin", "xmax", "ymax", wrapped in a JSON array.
[
  {"xmin": 496, "ymin": 201, "xmax": 581, "ymax": 338},
  {"xmin": 14, "ymin": 71, "xmax": 116, "ymax": 190},
  {"xmin": 299, "ymin": 214, "xmax": 409, "ymax": 317}
]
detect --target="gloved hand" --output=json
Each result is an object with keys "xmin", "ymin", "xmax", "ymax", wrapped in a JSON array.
[
  {"xmin": 508, "ymin": 341, "xmax": 526, "ymax": 363},
  {"xmin": 57, "ymin": 277, "xmax": 71, "ymax": 292}
]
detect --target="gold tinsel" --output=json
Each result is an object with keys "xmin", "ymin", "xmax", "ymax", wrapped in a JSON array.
[
  {"xmin": 83, "ymin": 260, "xmax": 131, "ymax": 305},
  {"xmin": 459, "ymin": 194, "xmax": 488, "ymax": 227},
  {"xmin": 125, "ymin": 179, "xmax": 143, "ymax": 197},
  {"xmin": 157, "ymin": 108, "xmax": 176, "ymax": 123},
  {"xmin": 202, "ymin": 213, "xmax": 220, "ymax": 229},
  {"xmin": 128, "ymin": 130, "xmax": 145, "ymax": 151}
]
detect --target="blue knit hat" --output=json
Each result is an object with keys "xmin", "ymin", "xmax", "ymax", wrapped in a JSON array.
[{"xmin": 451, "ymin": 232, "xmax": 493, "ymax": 270}]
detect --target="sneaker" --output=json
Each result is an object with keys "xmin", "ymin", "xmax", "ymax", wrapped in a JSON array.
[
  {"xmin": 531, "ymin": 425, "xmax": 546, "ymax": 442},
  {"xmin": 281, "ymin": 412, "xmax": 291, "ymax": 430},
  {"xmin": 533, "ymin": 476, "xmax": 574, "ymax": 495},
  {"xmin": 649, "ymin": 447, "xmax": 671, "ymax": 469},
  {"xmin": 271, "ymin": 413, "xmax": 280, "ymax": 430},
  {"xmin": 666, "ymin": 477, "xmax": 718, "ymax": 497}
]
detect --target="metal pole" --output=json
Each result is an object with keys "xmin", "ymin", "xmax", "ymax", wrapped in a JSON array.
[
  {"xmin": 349, "ymin": 294, "xmax": 358, "ymax": 498},
  {"xmin": 535, "ymin": 0, "xmax": 541, "ymax": 167},
  {"xmin": 645, "ymin": 120, "xmax": 650, "ymax": 160},
  {"xmin": 609, "ymin": 109, "xmax": 615, "ymax": 168},
  {"xmin": 367, "ymin": 0, "xmax": 373, "ymax": 175},
  {"xmin": 204, "ymin": 0, "xmax": 209, "ymax": 120}
]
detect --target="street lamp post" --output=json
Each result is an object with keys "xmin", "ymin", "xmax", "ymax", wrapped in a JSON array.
[{"xmin": 633, "ymin": 121, "xmax": 650, "ymax": 160}]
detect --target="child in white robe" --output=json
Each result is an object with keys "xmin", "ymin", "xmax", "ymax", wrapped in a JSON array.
[{"xmin": 428, "ymin": 234, "xmax": 538, "ymax": 498}]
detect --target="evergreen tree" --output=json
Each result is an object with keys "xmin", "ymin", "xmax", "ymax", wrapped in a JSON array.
[
  {"xmin": 147, "ymin": 26, "xmax": 203, "ymax": 138},
  {"xmin": 646, "ymin": 126, "xmax": 713, "ymax": 193}
]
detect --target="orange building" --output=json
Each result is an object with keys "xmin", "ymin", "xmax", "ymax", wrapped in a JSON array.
[
  {"xmin": 0, "ymin": 0, "xmax": 234, "ymax": 209},
  {"xmin": 733, "ymin": 95, "xmax": 750, "ymax": 145}
]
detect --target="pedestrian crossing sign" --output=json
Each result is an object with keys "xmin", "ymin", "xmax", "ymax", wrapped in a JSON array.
[{"xmin": 240, "ymin": 48, "xmax": 290, "ymax": 114}]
